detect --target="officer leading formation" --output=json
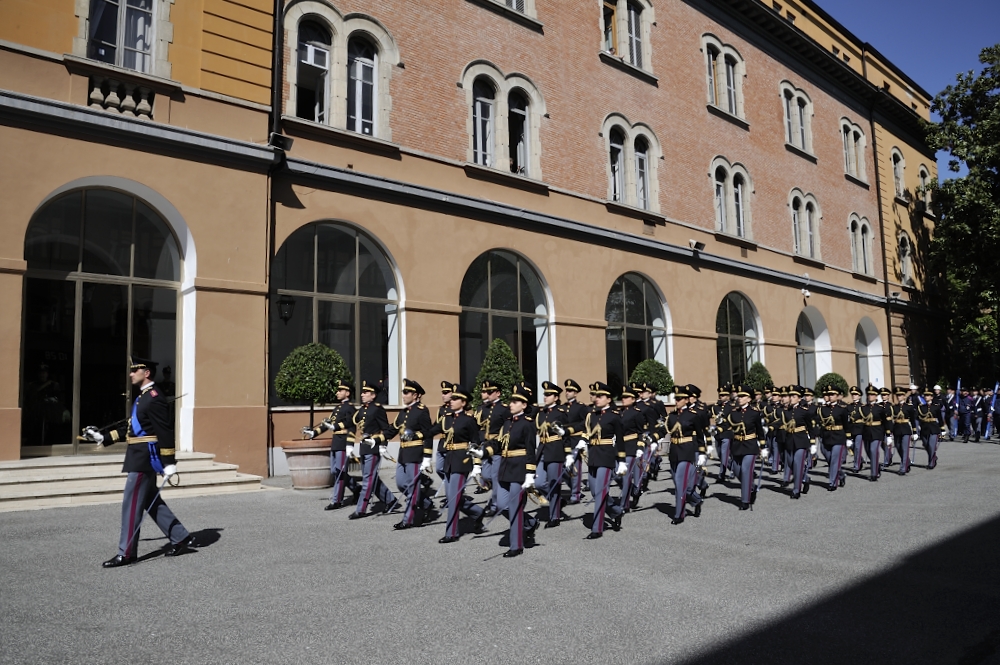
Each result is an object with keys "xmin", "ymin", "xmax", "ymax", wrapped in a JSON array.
[{"xmin": 296, "ymin": 376, "xmax": 968, "ymax": 558}]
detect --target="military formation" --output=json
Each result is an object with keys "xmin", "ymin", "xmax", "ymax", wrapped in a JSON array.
[{"xmin": 300, "ymin": 376, "xmax": 984, "ymax": 558}]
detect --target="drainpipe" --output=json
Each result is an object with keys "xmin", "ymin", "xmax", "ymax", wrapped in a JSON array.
[
  {"xmin": 270, "ymin": 0, "xmax": 284, "ymax": 139},
  {"xmin": 265, "ymin": 0, "xmax": 284, "ymax": 476},
  {"xmin": 863, "ymin": 43, "xmax": 897, "ymax": 388}
]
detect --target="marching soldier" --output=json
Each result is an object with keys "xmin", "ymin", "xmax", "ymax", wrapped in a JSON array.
[
  {"xmin": 428, "ymin": 384, "xmax": 486, "ymax": 543},
  {"xmin": 536, "ymin": 381, "xmax": 570, "ymax": 528},
  {"xmin": 484, "ymin": 382, "xmax": 539, "ymax": 557},
  {"xmin": 763, "ymin": 387, "xmax": 783, "ymax": 473},
  {"xmin": 576, "ymin": 382, "xmax": 625, "ymax": 539},
  {"xmin": 302, "ymin": 379, "xmax": 359, "ymax": 511},
  {"xmin": 618, "ymin": 383, "xmax": 648, "ymax": 514},
  {"xmin": 688, "ymin": 385, "xmax": 712, "ymax": 497},
  {"xmin": 638, "ymin": 382, "xmax": 667, "ymax": 488},
  {"xmin": 725, "ymin": 384, "xmax": 765, "ymax": 510},
  {"xmin": 889, "ymin": 386, "xmax": 916, "ymax": 475},
  {"xmin": 665, "ymin": 384, "xmax": 707, "ymax": 524},
  {"xmin": 847, "ymin": 386, "xmax": 865, "ymax": 474},
  {"xmin": 711, "ymin": 384, "xmax": 735, "ymax": 483},
  {"xmin": 879, "ymin": 387, "xmax": 895, "ymax": 466},
  {"xmin": 475, "ymin": 380, "xmax": 510, "ymax": 515},
  {"xmin": 391, "ymin": 379, "xmax": 437, "ymax": 530},
  {"xmin": 348, "ymin": 380, "xmax": 398, "ymax": 519},
  {"xmin": 918, "ymin": 387, "xmax": 940, "ymax": 469},
  {"xmin": 81, "ymin": 358, "xmax": 195, "ymax": 567},
  {"xmin": 561, "ymin": 379, "xmax": 588, "ymax": 504},
  {"xmin": 433, "ymin": 381, "xmax": 453, "ymax": 499},
  {"xmin": 859, "ymin": 385, "xmax": 889, "ymax": 481},
  {"xmin": 957, "ymin": 386, "xmax": 973, "ymax": 442},
  {"xmin": 818, "ymin": 385, "xmax": 850, "ymax": 491},
  {"xmin": 781, "ymin": 385, "xmax": 816, "ymax": 499}
]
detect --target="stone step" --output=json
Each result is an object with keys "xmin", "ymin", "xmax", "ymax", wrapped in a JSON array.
[
  {"xmin": 0, "ymin": 451, "xmax": 214, "ymax": 471},
  {"xmin": 0, "ymin": 459, "xmax": 239, "ymax": 486}
]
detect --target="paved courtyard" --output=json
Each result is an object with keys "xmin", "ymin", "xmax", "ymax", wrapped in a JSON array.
[{"xmin": 3, "ymin": 439, "xmax": 1000, "ymax": 665}]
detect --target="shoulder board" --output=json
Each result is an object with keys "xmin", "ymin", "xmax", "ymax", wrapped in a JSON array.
[
  {"xmin": 417, "ymin": 404, "xmax": 426, "ymax": 410},
  {"xmin": 150, "ymin": 389, "xmax": 159, "ymax": 397},
  {"xmin": 525, "ymin": 416, "xmax": 533, "ymax": 421}
]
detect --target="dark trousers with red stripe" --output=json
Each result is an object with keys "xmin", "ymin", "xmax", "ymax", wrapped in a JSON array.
[
  {"xmin": 444, "ymin": 472, "xmax": 483, "ymax": 539},
  {"xmin": 896, "ymin": 434, "xmax": 912, "ymax": 473},
  {"xmin": 620, "ymin": 455, "xmax": 641, "ymax": 513},
  {"xmin": 588, "ymin": 466, "xmax": 621, "ymax": 534},
  {"xmin": 119, "ymin": 472, "xmax": 188, "ymax": 558},
  {"xmin": 354, "ymin": 453, "xmax": 396, "ymax": 515},
  {"xmin": 851, "ymin": 435, "xmax": 865, "ymax": 472},
  {"xmin": 670, "ymin": 461, "xmax": 703, "ymax": 520},
  {"xmin": 727, "ymin": 454, "xmax": 757, "ymax": 504},
  {"xmin": 544, "ymin": 461, "xmax": 564, "ymax": 520},
  {"xmin": 395, "ymin": 462, "xmax": 431, "ymax": 526},
  {"xmin": 570, "ymin": 455, "xmax": 584, "ymax": 502},
  {"xmin": 330, "ymin": 449, "xmax": 360, "ymax": 504},
  {"xmin": 863, "ymin": 438, "xmax": 882, "ymax": 479},
  {"xmin": 717, "ymin": 437, "xmax": 732, "ymax": 479},
  {"xmin": 498, "ymin": 481, "xmax": 536, "ymax": 551},
  {"xmin": 826, "ymin": 444, "xmax": 846, "ymax": 487}
]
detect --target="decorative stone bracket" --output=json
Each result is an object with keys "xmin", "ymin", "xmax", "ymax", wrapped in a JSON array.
[{"xmin": 88, "ymin": 77, "xmax": 155, "ymax": 119}]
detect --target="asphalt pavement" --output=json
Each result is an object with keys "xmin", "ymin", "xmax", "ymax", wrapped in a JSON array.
[{"xmin": 3, "ymin": 438, "xmax": 1000, "ymax": 665}]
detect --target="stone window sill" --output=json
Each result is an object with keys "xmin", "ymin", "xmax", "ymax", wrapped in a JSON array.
[
  {"xmin": 793, "ymin": 254, "xmax": 825, "ymax": 269},
  {"xmin": 282, "ymin": 116, "xmax": 401, "ymax": 157},
  {"xmin": 599, "ymin": 51, "xmax": 658, "ymax": 86},
  {"xmin": 706, "ymin": 104, "xmax": 749, "ymax": 130},
  {"xmin": 844, "ymin": 172, "xmax": 870, "ymax": 189},
  {"xmin": 851, "ymin": 271, "xmax": 877, "ymax": 284},
  {"xmin": 463, "ymin": 162, "xmax": 550, "ymax": 194},
  {"xmin": 714, "ymin": 232, "xmax": 757, "ymax": 250},
  {"xmin": 785, "ymin": 142, "xmax": 817, "ymax": 163},
  {"xmin": 465, "ymin": 0, "xmax": 543, "ymax": 31},
  {"xmin": 64, "ymin": 55, "xmax": 182, "ymax": 94},
  {"xmin": 606, "ymin": 200, "xmax": 666, "ymax": 225}
]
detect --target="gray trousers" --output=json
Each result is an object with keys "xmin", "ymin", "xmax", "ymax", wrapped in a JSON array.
[
  {"xmin": 488, "ymin": 454, "xmax": 501, "ymax": 511},
  {"xmin": 728, "ymin": 454, "xmax": 757, "ymax": 504},
  {"xmin": 922, "ymin": 433, "xmax": 939, "ymax": 468},
  {"xmin": 826, "ymin": 444, "xmax": 847, "ymax": 487},
  {"xmin": 498, "ymin": 481, "xmax": 537, "ymax": 551},
  {"xmin": 671, "ymin": 461, "xmax": 703, "ymax": 520},
  {"xmin": 896, "ymin": 434, "xmax": 912, "ymax": 473},
  {"xmin": 395, "ymin": 462, "xmax": 432, "ymax": 526},
  {"xmin": 444, "ymin": 472, "xmax": 483, "ymax": 539},
  {"xmin": 119, "ymin": 471, "xmax": 188, "ymax": 557},
  {"xmin": 354, "ymin": 453, "xmax": 396, "ymax": 515},
  {"xmin": 620, "ymin": 454, "xmax": 642, "ymax": 513},
  {"xmin": 717, "ymin": 437, "xmax": 732, "ymax": 479},
  {"xmin": 588, "ymin": 466, "xmax": 621, "ymax": 534}
]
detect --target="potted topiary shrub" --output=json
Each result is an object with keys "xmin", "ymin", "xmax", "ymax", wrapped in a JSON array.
[
  {"xmin": 629, "ymin": 359, "xmax": 674, "ymax": 400},
  {"xmin": 745, "ymin": 362, "xmax": 774, "ymax": 394},
  {"xmin": 472, "ymin": 338, "xmax": 524, "ymax": 407},
  {"xmin": 815, "ymin": 372, "xmax": 850, "ymax": 396},
  {"xmin": 275, "ymin": 342, "xmax": 353, "ymax": 489}
]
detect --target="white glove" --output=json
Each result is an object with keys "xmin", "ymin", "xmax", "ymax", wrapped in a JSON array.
[
  {"xmin": 420, "ymin": 457, "xmax": 431, "ymax": 473},
  {"xmin": 707, "ymin": 444, "xmax": 717, "ymax": 459},
  {"xmin": 378, "ymin": 445, "xmax": 388, "ymax": 456},
  {"xmin": 468, "ymin": 447, "xmax": 484, "ymax": 459},
  {"xmin": 345, "ymin": 445, "xmax": 355, "ymax": 458},
  {"xmin": 471, "ymin": 464, "xmax": 482, "ymax": 478},
  {"xmin": 564, "ymin": 454, "xmax": 575, "ymax": 469},
  {"xmin": 649, "ymin": 442, "xmax": 658, "ymax": 454},
  {"xmin": 552, "ymin": 424, "xmax": 566, "ymax": 437},
  {"xmin": 523, "ymin": 473, "xmax": 535, "ymax": 489},
  {"xmin": 886, "ymin": 435, "xmax": 894, "ymax": 446},
  {"xmin": 657, "ymin": 438, "xmax": 667, "ymax": 446},
  {"xmin": 636, "ymin": 449, "xmax": 644, "ymax": 460},
  {"xmin": 162, "ymin": 464, "xmax": 178, "ymax": 480},
  {"xmin": 847, "ymin": 439, "xmax": 854, "ymax": 449},
  {"xmin": 615, "ymin": 461, "xmax": 628, "ymax": 476},
  {"xmin": 810, "ymin": 444, "xmax": 818, "ymax": 455},
  {"xmin": 696, "ymin": 454, "xmax": 707, "ymax": 467},
  {"xmin": 319, "ymin": 418, "xmax": 334, "ymax": 432},
  {"xmin": 82, "ymin": 426, "xmax": 104, "ymax": 445},
  {"xmin": 575, "ymin": 439, "xmax": 587, "ymax": 451},
  {"xmin": 760, "ymin": 448, "xmax": 769, "ymax": 460},
  {"xmin": 301, "ymin": 426, "xmax": 316, "ymax": 440},
  {"xmin": 362, "ymin": 436, "xmax": 376, "ymax": 447}
]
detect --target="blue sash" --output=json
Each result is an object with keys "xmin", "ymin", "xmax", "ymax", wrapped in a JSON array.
[{"xmin": 132, "ymin": 397, "xmax": 164, "ymax": 474}]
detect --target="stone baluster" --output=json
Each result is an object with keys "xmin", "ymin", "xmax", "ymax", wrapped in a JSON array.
[
  {"xmin": 136, "ymin": 88, "xmax": 153, "ymax": 119},
  {"xmin": 105, "ymin": 79, "xmax": 121, "ymax": 112},
  {"xmin": 121, "ymin": 83, "xmax": 137, "ymax": 115}
]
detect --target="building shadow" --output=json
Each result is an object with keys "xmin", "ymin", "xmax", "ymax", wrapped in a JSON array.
[{"xmin": 670, "ymin": 514, "xmax": 1000, "ymax": 665}]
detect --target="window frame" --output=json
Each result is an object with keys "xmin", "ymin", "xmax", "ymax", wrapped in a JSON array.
[
  {"xmin": 605, "ymin": 272, "xmax": 670, "ymax": 399},
  {"xmin": 472, "ymin": 77, "xmax": 496, "ymax": 167},
  {"xmin": 85, "ymin": 0, "xmax": 157, "ymax": 74},
  {"xmin": 346, "ymin": 36, "xmax": 377, "ymax": 136},
  {"xmin": 891, "ymin": 148, "xmax": 906, "ymax": 200},
  {"xmin": 710, "ymin": 157, "xmax": 753, "ymax": 239},
  {"xmin": 602, "ymin": 115, "xmax": 662, "ymax": 212},
  {"xmin": 601, "ymin": 0, "xmax": 655, "ymax": 74},
  {"xmin": 779, "ymin": 81, "xmax": 814, "ymax": 155},
  {"xmin": 849, "ymin": 214, "xmax": 874, "ymax": 276},
  {"xmin": 716, "ymin": 292, "xmax": 762, "ymax": 387},
  {"xmin": 788, "ymin": 188, "xmax": 821, "ymax": 260},
  {"xmin": 702, "ymin": 35, "xmax": 745, "ymax": 120},
  {"xmin": 840, "ymin": 119, "xmax": 867, "ymax": 181}
]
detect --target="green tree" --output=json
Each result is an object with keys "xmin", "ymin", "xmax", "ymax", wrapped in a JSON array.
[
  {"xmin": 628, "ymin": 359, "xmax": 674, "ymax": 396},
  {"xmin": 274, "ymin": 342, "xmax": 353, "ymax": 426},
  {"xmin": 745, "ymin": 362, "xmax": 774, "ymax": 393},
  {"xmin": 815, "ymin": 372, "xmax": 849, "ymax": 396},
  {"xmin": 472, "ymin": 338, "xmax": 524, "ymax": 407},
  {"xmin": 925, "ymin": 43, "xmax": 1000, "ymax": 383}
]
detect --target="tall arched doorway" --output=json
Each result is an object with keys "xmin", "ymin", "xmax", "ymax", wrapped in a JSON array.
[
  {"xmin": 21, "ymin": 188, "xmax": 181, "ymax": 454},
  {"xmin": 795, "ymin": 306, "xmax": 831, "ymax": 389},
  {"xmin": 855, "ymin": 317, "xmax": 885, "ymax": 387},
  {"xmin": 716, "ymin": 292, "xmax": 761, "ymax": 386},
  {"xmin": 605, "ymin": 272, "xmax": 669, "ymax": 398}
]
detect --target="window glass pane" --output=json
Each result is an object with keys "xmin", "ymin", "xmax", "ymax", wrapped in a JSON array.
[
  {"xmin": 625, "ymin": 326, "xmax": 647, "ymax": 379},
  {"xmin": 133, "ymin": 201, "xmax": 179, "ymax": 281},
  {"xmin": 79, "ymin": 282, "xmax": 130, "ymax": 433},
  {"xmin": 318, "ymin": 300, "xmax": 355, "ymax": 385},
  {"xmin": 358, "ymin": 234, "xmax": 394, "ymax": 299},
  {"xmin": 519, "ymin": 263, "xmax": 545, "ymax": 315},
  {"xmin": 717, "ymin": 337, "xmax": 730, "ymax": 386},
  {"xmin": 273, "ymin": 226, "xmax": 315, "ymax": 292},
  {"xmin": 26, "ymin": 192, "xmax": 81, "ymax": 272},
  {"xmin": 605, "ymin": 277, "xmax": 625, "ymax": 323},
  {"xmin": 492, "ymin": 315, "xmax": 520, "ymax": 366},
  {"xmin": 623, "ymin": 273, "xmax": 645, "ymax": 325},
  {"xmin": 741, "ymin": 298, "xmax": 756, "ymax": 337},
  {"xmin": 269, "ymin": 294, "xmax": 313, "ymax": 405},
  {"xmin": 83, "ymin": 190, "xmax": 133, "ymax": 276},
  {"xmin": 21, "ymin": 279, "xmax": 76, "ymax": 446},
  {"xmin": 520, "ymin": 315, "xmax": 539, "ymax": 395},
  {"xmin": 489, "ymin": 252, "xmax": 518, "ymax": 313},
  {"xmin": 728, "ymin": 296, "xmax": 743, "ymax": 337},
  {"xmin": 316, "ymin": 224, "xmax": 356, "ymax": 295},
  {"xmin": 87, "ymin": 0, "xmax": 119, "ymax": 64},
  {"xmin": 715, "ymin": 298, "xmax": 728, "ymax": 335},
  {"xmin": 359, "ymin": 301, "xmax": 389, "ymax": 401},
  {"xmin": 606, "ymin": 326, "xmax": 625, "ymax": 398},
  {"xmin": 122, "ymin": 0, "xmax": 153, "ymax": 73},
  {"xmin": 459, "ymin": 310, "xmax": 488, "ymax": 390},
  {"xmin": 643, "ymin": 282, "xmax": 664, "ymax": 326},
  {"xmin": 460, "ymin": 253, "xmax": 490, "ymax": 309},
  {"xmin": 131, "ymin": 286, "xmax": 177, "ymax": 426}
]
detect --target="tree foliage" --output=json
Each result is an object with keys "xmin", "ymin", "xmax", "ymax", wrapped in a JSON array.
[
  {"xmin": 274, "ymin": 342, "xmax": 353, "ymax": 406},
  {"xmin": 472, "ymin": 338, "xmax": 524, "ymax": 407},
  {"xmin": 745, "ymin": 362, "xmax": 773, "ymax": 393},
  {"xmin": 629, "ymin": 359, "xmax": 674, "ymax": 396},
  {"xmin": 925, "ymin": 43, "xmax": 1000, "ymax": 383},
  {"xmin": 815, "ymin": 372, "xmax": 849, "ymax": 396}
]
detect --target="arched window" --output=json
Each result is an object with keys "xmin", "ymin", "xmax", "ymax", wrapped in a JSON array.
[
  {"xmin": 601, "ymin": 0, "xmax": 653, "ymax": 72},
  {"xmin": 861, "ymin": 223, "xmax": 872, "ymax": 274},
  {"xmin": 795, "ymin": 312, "xmax": 816, "ymax": 388},
  {"xmin": 892, "ymin": 149, "xmax": 906, "ymax": 199},
  {"xmin": 702, "ymin": 35, "xmax": 745, "ymax": 118},
  {"xmin": 854, "ymin": 317, "xmax": 884, "ymax": 388},
  {"xmin": 609, "ymin": 127, "xmax": 626, "ymax": 202},
  {"xmin": 296, "ymin": 20, "xmax": 332, "ymax": 123},
  {"xmin": 605, "ymin": 273, "xmax": 667, "ymax": 398},
  {"xmin": 716, "ymin": 292, "xmax": 760, "ymax": 386},
  {"xmin": 849, "ymin": 214, "xmax": 873, "ymax": 275},
  {"xmin": 472, "ymin": 77, "xmax": 496, "ymax": 167},
  {"xmin": 855, "ymin": 324, "xmax": 871, "ymax": 387},
  {"xmin": 712, "ymin": 157, "xmax": 752, "ymax": 238},
  {"xmin": 714, "ymin": 166, "xmax": 728, "ymax": 232},
  {"xmin": 346, "ymin": 36, "xmax": 376, "ymax": 136},
  {"xmin": 22, "ymin": 189, "xmax": 180, "ymax": 451},
  {"xmin": 626, "ymin": 1, "xmax": 643, "ymax": 68},
  {"xmin": 459, "ymin": 250, "xmax": 549, "ymax": 397},
  {"xmin": 733, "ymin": 174, "xmax": 746, "ymax": 238},
  {"xmin": 508, "ymin": 90, "xmax": 529, "ymax": 175},
  {"xmin": 805, "ymin": 201, "xmax": 817, "ymax": 258},
  {"xmin": 790, "ymin": 190, "xmax": 820, "ymax": 259},
  {"xmin": 270, "ymin": 223, "xmax": 400, "ymax": 403},
  {"xmin": 918, "ymin": 165, "xmax": 932, "ymax": 210},
  {"xmin": 841, "ymin": 119, "xmax": 866, "ymax": 180},
  {"xmin": 635, "ymin": 136, "xmax": 649, "ymax": 210},
  {"xmin": 706, "ymin": 44, "xmax": 719, "ymax": 106},
  {"xmin": 899, "ymin": 232, "xmax": 913, "ymax": 285},
  {"xmin": 791, "ymin": 196, "xmax": 802, "ymax": 255},
  {"xmin": 781, "ymin": 82, "xmax": 813, "ymax": 154}
]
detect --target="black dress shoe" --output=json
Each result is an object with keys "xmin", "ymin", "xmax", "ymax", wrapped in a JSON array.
[
  {"xmin": 586, "ymin": 532, "xmax": 603, "ymax": 540},
  {"xmin": 393, "ymin": 521, "xmax": 412, "ymax": 530},
  {"xmin": 544, "ymin": 519, "xmax": 560, "ymax": 529},
  {"xmin": 827, "ymin": 485, "xmax": 837, "ymax": 491},
  {"xmin": 670, "ymin": 517, "xmax": 684, "ymax": 525},
  {"xmin": 630, "ymin": 494, "xmax": 641, "ymax": 510},
  {"xmin": 779, "ymin": 481, "xmax": 789, "ymax": 489},
  {"xmin": 474, "ymin": 486, "xmax": 490, "ymax": 495},
  {"xmin": 348, "ymin": 511, "xmax": 364, "ymax": 520},
  {"xmin": 699, "ymin": 484, "xmax": 709, "ymax": 498},
  {"xmin": 693, "ymin": 503, "xmax": 702, "ymax": 518},
  {"xmin": 790, "ymin": 493, "xmax": 800, "ymax": 499},
  {"xmin": 739, "ymin": 502, "xmax": 750, "ymax": 511},
  {"xmin": 473, "ymin": 513, "xmax": 487, "ymax": 534},
  {"xmin": 801, "ymin": 482, "xmax": 810, "ymax": 494},
  {"xmin": 102, "ymin": 554, "xmax": 133, "ymax": 568},
  {"xmin": 438, "ymin": 536, "xmax": 459, "ymax": 544},
  {"xmin": 324, "ymin": 501, "xmax": 344, "ymax": 511},
  {"xmin": 422, "ymin": 509, "xmax": 441, "ymax": 525},
  {"xmin": 839, "ymin": 476, "xmax": 846, "ymax": 487},
  {"xmin": 165, "ymin": 535, "xmax": 196, "ymax": 557},
  {"xmin": 611, "ymin": 514, "xmax": 622, "ymax": 532},
  {"xmin": 483, "ymin": 507, "xmax": 497, "ymax": 518},
  {"xmin": 750, "ymin": 490, "xmax": 758, "ymax": 505},
  {"xmin": 382, "ymin": 500, "xmax": 400, "ymax": 514},
  {"xmin": 566, "ymin": 498, "xmax": 581, "ymax": 505},
  {"xmin": 503, "ymin": 548, "xmax": 523, "ymax": 558}
]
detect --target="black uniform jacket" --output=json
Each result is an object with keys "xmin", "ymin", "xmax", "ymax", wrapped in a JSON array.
[
  {"xmin": 818, "ymin": 402, "xmax": 850, "ymax": 447},
  {"xmin": 763, "ymin": 401, "xmax": 782, "ymax": 442},
  {"xmin": 846, "ymin": 401, "xmax": 864, "ymax": 439},
  {"xmin": 711, "ymin": 400, "xmax": 735, "ymax": 442},
  {"xmin": 859, "ymin": 402, "xmax": 889, "ymax": 443},
  {"xmin": 477, "ymin": 399, "xmax": 511, "ymax": 458},
  {"xmin": 917, "ymin": 402, "xmax": 940, "ymax": 437},
  {"xmin": 393, "ymin": 401, "xmax": 433, "ymax": 464},
  {"xmin": 353, "ymin": 402, "xmax": 392, "ymax": 456},
  {"xmin": 666, "ymin": 405, "xmax": 705, "ymax": 466},
  {"xmin": 619, "ymin": 404, "xmax": 648, "ymax": 457},
  {"xmin": 429, "ymin": 409, "xmax": 481, "ymax": 475},
  {"xmin": 322, "ymin": 400, "xmax": 356, "ymax": 452},
  {"xmin": 640, "ymin": 398, "xmax": 668, "ymax": 440},
  {"xmin": 583, "ymin": 406, "xmax": 625, "ymax": 469},
  {"xmin": 888, "ymin": 401, "xmax": 916, "ymax": 438},
  {"xmin": 783, "ymin": 403, "xmax": 816, "ymax": 451},
  {"xmin": 109, "ymin": 383, "xmax": 176, "ymax": 474},
  {"xmin": 727, "ymin": 404, "xmax": 765, "ymax": 457},
  {"xmin": 497, "ymin": 413, "xmax": 538, "ymax": 484},
  {"xmin": 561, "ymin": 398, "xmax": 588, "ymax": 438},
  {"xmin": 536, "ymin": 404, "xmax": 569, "ymax": 464}
]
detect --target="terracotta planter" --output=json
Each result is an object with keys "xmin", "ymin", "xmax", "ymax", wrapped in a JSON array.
[{"xmin": 281, "ymin": 439, "xmax": 332, "ymax": 489}]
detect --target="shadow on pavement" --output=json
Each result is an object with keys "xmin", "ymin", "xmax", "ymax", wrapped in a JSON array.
[{"xmin": 671, "ymin": 514, "xmax": 1000, "ymax": 665}]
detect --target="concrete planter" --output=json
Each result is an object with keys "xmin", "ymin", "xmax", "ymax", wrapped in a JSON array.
[{"xmin": 280, "ymin": 440, "xmax": 332, "ymax": 489}]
